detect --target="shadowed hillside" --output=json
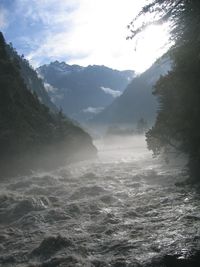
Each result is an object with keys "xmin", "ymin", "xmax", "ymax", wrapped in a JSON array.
[
  {"xmin": 6, "ymin": 44, "xmax": 58, "ymax": 112},
  {"xmin": 0, "ymin": 32, "xmax": 96, "ymax": 177},
  {"xmin": 90, "ymin": 56, "xmax": 171, "ymax": 131}
]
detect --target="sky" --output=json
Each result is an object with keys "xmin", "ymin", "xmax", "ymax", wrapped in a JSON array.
[{"xmin": 0, "ymin": 0, "xmax": 170, "ymax": 73}]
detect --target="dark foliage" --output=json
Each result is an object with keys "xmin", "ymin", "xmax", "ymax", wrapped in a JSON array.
[
  {"xmin": 6, "ymin": 43, "xmax": 58, "ymax": 112},
  {"xmin": 0, "ymin": 32, "xmax": 96, "ymax": 176},
  {"xmin": 129, "ymin": 1, "xmax": 200, "ymax": 180}
]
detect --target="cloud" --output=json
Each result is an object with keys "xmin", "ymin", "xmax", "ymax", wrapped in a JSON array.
[
  {"xmin": 43, "ymin": 82, "xmax": 63, "ymax": 103},
  {"xmin": 2, "ymin": 0, "xmax": 171, "ymax": 73},
  {"xmin": 100, "ymin": 86, "xmax": 122, "ymax": 98},
  {"xmin": 15, "ymin": 0, "xmax": 78, "ymax": 26},
  {"xmin": 0, "ymin": 7, "xmax": 8, "ymax": 29},
  {"xmin": 44, "ymin": 82, "xmax": 58, "ymax": 93},
  {"xmin": 8, "ymin": 0, "xmax": 147, "ymax": 69},
  {"xmin": 83, "ymin": 107, "xmax": 104, "ymax": 114}
]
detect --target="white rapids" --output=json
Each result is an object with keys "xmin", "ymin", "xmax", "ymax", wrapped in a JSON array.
[{"xmin": 0, "ymin": 135, "xmax": 200, "ymax": 267}]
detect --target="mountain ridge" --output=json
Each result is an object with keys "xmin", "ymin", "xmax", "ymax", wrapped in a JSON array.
[
  {"xmin": 37, "ymin": 61, "xmax": 134, "ymax": 122},
  {"xmin": 6, "ymin": 44, "xmax": 58, "ymax": 112},
  {"xmin": 0, "ymin": 32, "xmax": 96, "ymax": 177},
  {"xmin": 89, "ymin": 56, "xmax": 171, "ymax": 131}
]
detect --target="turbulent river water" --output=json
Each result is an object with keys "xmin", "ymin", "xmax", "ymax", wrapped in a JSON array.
[{"xmin": 1, "ymin": 135, "xmax": 200, "ymax": 267}]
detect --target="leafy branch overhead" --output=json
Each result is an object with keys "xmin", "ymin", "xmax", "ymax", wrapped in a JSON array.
[
  {"xmin": 127, "ymin": 0, "xmax": 184, "ymax": 40},
  {"xmin": 128, "ymin": 0, "xmax": 200, "ymax": 179}
]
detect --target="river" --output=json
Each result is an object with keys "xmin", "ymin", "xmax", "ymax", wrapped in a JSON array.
[{"xmin": 0, "ymin": 135, "xmax": 200, "ymax": 267}]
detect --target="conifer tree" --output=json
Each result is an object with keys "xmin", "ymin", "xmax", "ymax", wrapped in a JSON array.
[{"xmin": 129, "ymin": 1, "xmax": 200, "ymax": 180}]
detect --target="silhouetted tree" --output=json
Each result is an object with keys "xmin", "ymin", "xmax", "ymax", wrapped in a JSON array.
[{"xmin": 128, "ymin": 1, "xmax": 200, "ymax": 180}]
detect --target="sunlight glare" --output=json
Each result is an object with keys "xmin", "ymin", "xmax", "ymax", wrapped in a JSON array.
[
  {"xmin": 130, "ymin": 23, "xmax": 171, "ymax": 73},
  {"xmin": 67, "ymin": 1, "xmax": 171, "ymax": 73},
  {"xmin": 24, "ymin": 0, "xmax": 171, "ymax": 73}
]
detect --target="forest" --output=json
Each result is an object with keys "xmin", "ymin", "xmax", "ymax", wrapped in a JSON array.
[
  {"xmin": 0, "ymin": 32, "xmax": 96, "ymax": 177},
  {"xmin": 128, "ymin": 0, "xmax": 200, "ymax": 182}
]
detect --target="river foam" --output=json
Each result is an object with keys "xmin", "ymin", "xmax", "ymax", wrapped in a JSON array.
[{"xmin": 0, "ymin": 135, "xmax": 200, "ymax": 266}]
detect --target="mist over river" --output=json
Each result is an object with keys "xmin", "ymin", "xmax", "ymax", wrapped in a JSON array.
[{"xmin": 1, "ymin": 135, "xmax": 200, "ymax": 267}]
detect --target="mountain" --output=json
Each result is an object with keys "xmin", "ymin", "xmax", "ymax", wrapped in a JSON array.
[
  {"xmin": 6, "ymin": 44, "xmax": 57, "ymax": 112},
  {"xmin": 37, "ymin": 62, "xmax": 134, "ymax": 122},
  {"xmin": 90, "ymin": 56, "xmax": 171, "ymax": 132},
  {"xmin": 0, "ymin": 32, "xmax": 96, "ymax": 177}
]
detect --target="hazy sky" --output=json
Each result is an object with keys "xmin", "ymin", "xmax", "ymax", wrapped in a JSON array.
[{"xmin": 0, "ymin": 0, "xmax": 170, "ymax": 73}]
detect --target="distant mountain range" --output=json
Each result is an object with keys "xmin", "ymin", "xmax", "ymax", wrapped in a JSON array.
[
  {"xmin": 89, "ymin": 56, "xmax": 171, "ymax": 132},
  {"xmin": 37, "ymin": 62, "xmax": 134, "ymax": 122}
]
